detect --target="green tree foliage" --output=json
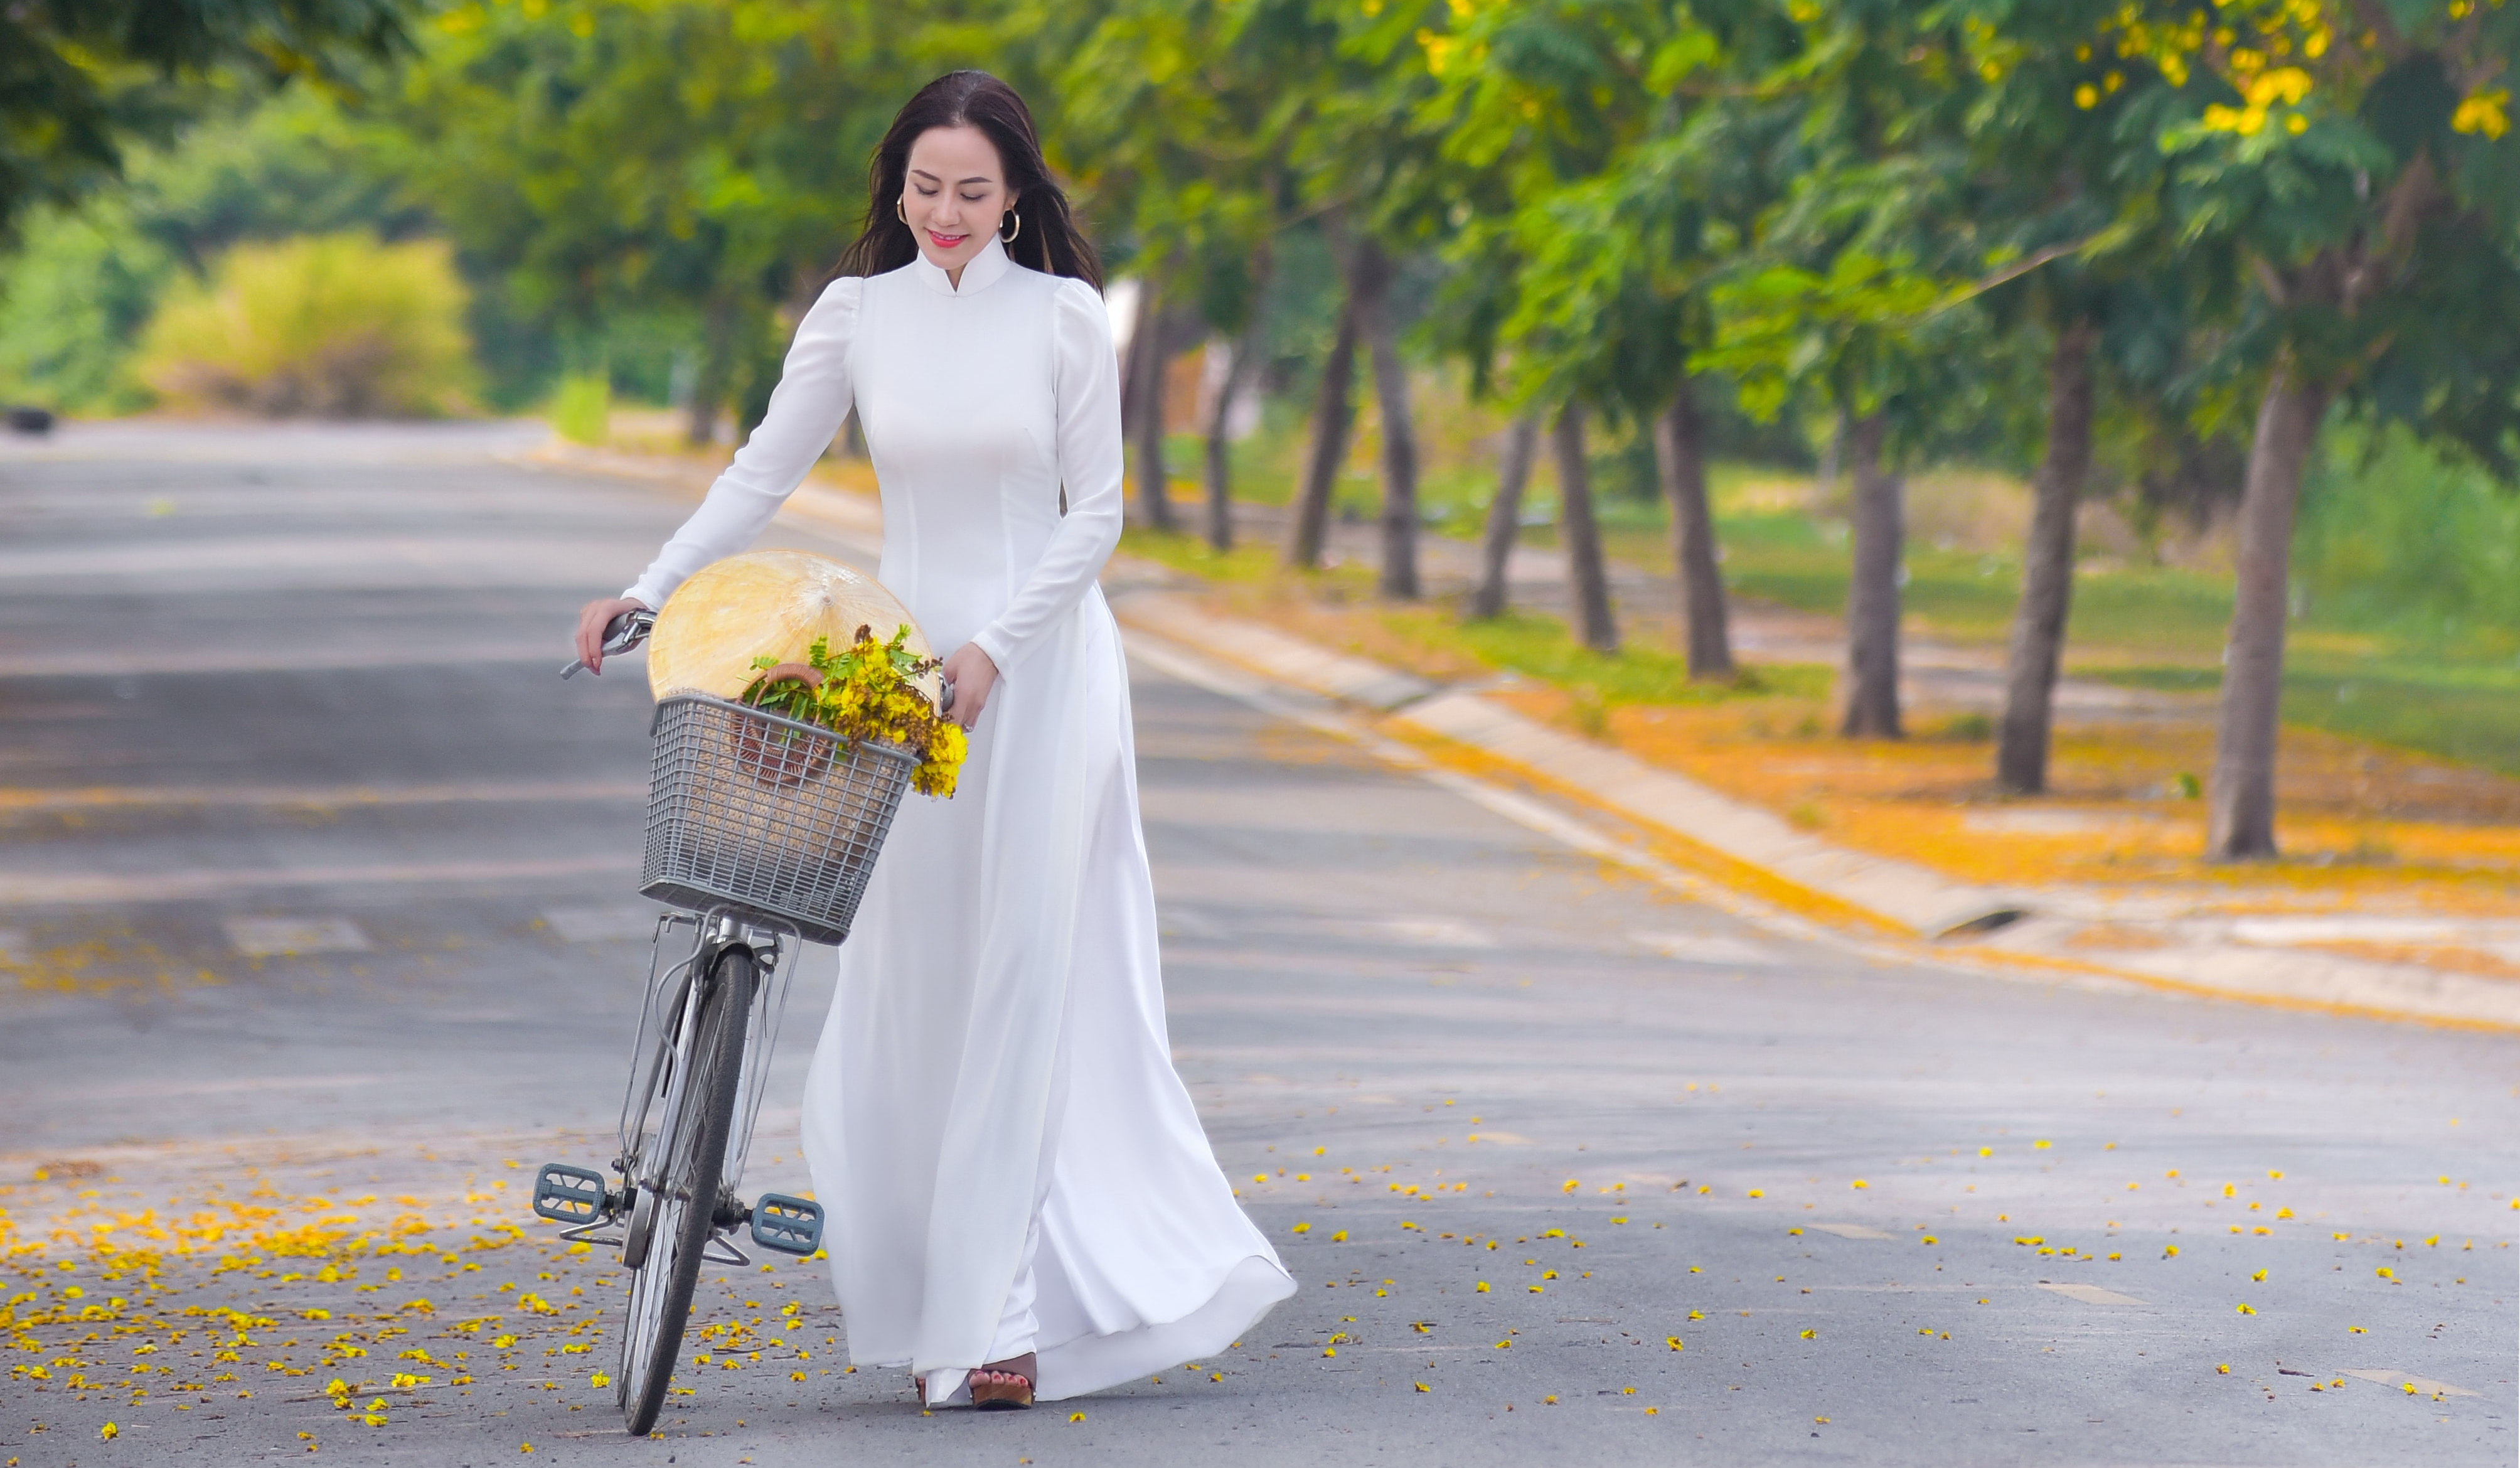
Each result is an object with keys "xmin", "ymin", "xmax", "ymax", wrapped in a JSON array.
[{"xmin": 0, "ymin": 0, "xmax": 412, "ymax": 243}]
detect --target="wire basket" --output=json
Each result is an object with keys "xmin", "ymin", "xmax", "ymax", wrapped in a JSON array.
[{"xmin": 640, "ymin": 694, "xmax": 916, "ymax": 946}]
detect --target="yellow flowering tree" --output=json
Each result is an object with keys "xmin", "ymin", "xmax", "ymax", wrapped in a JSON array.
[{"xmin": 2112, "ymin": 0, "xmax": 2520, "ymax": 858}]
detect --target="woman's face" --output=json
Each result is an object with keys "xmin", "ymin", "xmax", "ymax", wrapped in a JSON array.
[{"xmin": 902, "ymin": 126, "xmax": 1014, "ymax": 277}]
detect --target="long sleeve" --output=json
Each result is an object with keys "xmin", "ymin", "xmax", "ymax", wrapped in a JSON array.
[
  {"xmin": 967, "ymin": 278, "xmax": 1124, "ymax": 675},
  {"xmin": 621, "ymin": 277, "xmax": 862, "ymax": 609}
]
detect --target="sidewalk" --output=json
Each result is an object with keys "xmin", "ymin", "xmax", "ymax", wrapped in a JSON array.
[{"xmin": 525, "ymin": 436, "xmax": 2520, "ymax": 1031}]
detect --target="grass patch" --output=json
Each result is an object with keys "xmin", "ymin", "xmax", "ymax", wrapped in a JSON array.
[
  {"xmin": 1685, "ymin": 510, "xmax": 2237, "ymax": 657},
  {"xmin": 2100, "ymin": 660, "xmax": 2520, "ymax": 778},
  {"xmin": 1120, "ymin": 527, "xmax": 1827, "ymax": 708},
  {"xmin": 1438, "ymin": 609, "xmax": 1830, "ymax": 705}
]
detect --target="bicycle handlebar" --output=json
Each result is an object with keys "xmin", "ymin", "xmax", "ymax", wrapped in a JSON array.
[
  {"xmin": 562, "ymin": 608, "xmax": 656, "ymax": 680},
  {"xmin": 563, "ymin": 606, "xmax": 958, "ymax": 715}
]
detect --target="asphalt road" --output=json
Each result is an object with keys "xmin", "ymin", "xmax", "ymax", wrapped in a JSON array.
[{"xmin": 0, "ymin": 422, "xmax": 2511, "ymax": 1467}]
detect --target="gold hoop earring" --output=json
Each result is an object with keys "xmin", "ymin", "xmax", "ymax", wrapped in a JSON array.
[
  {"xmin": 1000, "ymin": 210, "xmax": 1022, "ymax": 243},
  {"xmin": 896, "ymin": 197, "xmax": 907, "ymax": 225}
]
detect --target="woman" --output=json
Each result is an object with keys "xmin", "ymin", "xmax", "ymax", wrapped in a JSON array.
[{"xmin": 573, "ymin": 71, "xmax": 1294, "ymax": 1410}]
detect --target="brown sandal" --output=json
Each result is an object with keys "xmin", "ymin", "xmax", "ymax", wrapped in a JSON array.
[
  {"xmin": 971, "ymin": 1352, "xmax": 1037, "ymax": 1412},
  {"xmin": 912, "ymin": 1353, "xmax": 1037, "ymax": 1411}
]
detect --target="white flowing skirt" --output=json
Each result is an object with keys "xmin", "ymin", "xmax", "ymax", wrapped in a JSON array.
[{"xmin": 798, "ymin": 590, "xmax": 1293, "ymax": 1403}]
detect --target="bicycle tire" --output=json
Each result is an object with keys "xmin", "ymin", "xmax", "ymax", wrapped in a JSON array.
[{"xmin": 617, "ymin": 945, "xmax": 752, "ymax": 1436}]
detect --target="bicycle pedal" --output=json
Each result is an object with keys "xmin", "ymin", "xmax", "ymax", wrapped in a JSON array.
[
  {"xmin": 531, "ymin": 1162, "xmax": 611, "ymax": 1225},
  {"xmin": 750, "ymin": 1194, "xmax": 824, "ymax": 1257}
]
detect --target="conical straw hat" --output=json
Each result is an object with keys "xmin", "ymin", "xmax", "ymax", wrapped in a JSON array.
[{"xmin": 646, "ymin": 549, "xmax": 940, "ymax": 704}]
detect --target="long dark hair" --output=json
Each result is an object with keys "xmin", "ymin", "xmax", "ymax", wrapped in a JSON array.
[{"xmin": 834, "ymin": 71, "xmax": 1101, "ymax": 291}]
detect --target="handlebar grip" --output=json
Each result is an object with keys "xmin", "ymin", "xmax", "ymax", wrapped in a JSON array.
[{"xmin": 562, "ymin": 608, "xmax": 656, "ymax": 680}]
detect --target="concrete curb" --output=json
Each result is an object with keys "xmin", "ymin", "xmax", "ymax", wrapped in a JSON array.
[{"xmin": 1111, "ymin": 590, "xmax": 2029, "ymax": 941}]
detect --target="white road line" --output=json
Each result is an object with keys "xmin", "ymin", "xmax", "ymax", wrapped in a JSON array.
[
  {"xmin": 224, "ymin": 916, "xmax": 371, "ymax": 958},
  {"xmin": 1630, "ymin": 930, "xmax": 1787, "ymax": 965},
  {"xmin": 1378, "ymin": 918, "xmax": 1499, "ymax": 949},
  {"xmin": 2037, "ymin": 1282, "xmax": 2145, "ymax": 1306},
  {"xmin": 1808, "ymin": 1223, "xmax": 1896, "ymax": 1240},
  {"xmin": 542, "ymin": 905, "xmax": 665, "ymax": 943}
]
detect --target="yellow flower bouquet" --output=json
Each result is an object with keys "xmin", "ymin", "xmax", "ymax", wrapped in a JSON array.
[{"xmin": 738, "ymin": 624, "xmax": 967, "ymax": 798}]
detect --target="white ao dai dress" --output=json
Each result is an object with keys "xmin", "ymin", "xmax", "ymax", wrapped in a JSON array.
[{"xmin": 622, "ymin": 236, "xmax": 1294, "ymax": 1405}]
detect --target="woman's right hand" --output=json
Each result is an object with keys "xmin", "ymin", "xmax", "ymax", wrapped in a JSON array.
[{"xmin": 575, "ymin": 596, "xmax": 649, "ymax": 675}]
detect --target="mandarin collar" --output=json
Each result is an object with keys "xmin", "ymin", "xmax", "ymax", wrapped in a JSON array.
[{"xmin": 911, "ymin": 233, "xmax": 1012, "ymax": 297}]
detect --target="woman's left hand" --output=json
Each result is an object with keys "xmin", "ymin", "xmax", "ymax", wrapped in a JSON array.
[{"xmin": 941, "ymin": 643, "xmax": 1000, "ymax": 731}]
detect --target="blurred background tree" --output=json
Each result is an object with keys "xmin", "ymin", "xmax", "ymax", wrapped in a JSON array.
[
  {"xmin": 137, "ymin": 231, "xmax": 476, "ymax": 415},
  {"xmin": 0, "ymin": 0, "xmax": 410, "ymax": 244}
]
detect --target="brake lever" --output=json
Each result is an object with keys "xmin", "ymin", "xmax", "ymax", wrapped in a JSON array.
[{"xmin": 562, "ymin": 609, "xmax": 656, "ymax": 681}]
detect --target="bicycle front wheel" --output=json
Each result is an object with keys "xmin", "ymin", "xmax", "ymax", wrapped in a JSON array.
[{"xmin": 617, "ymin": 945, "xmax": 752, "ymax": 1436}]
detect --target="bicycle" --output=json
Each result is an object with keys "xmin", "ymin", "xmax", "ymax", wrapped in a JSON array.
[{"xmin": 528, "ymin": 607, "xmax": 933, "ymax": 1435}]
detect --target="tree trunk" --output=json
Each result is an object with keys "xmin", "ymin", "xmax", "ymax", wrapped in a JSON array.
[
  {"xmin": 1840, "ymin": 411, "xmax": 1903, "ymax": 738},
  {"xmin": 1350, "ymin": 241, "xmax": 1420, "ymax": 599},
  {"xmin": 1203, "ymin": 244, "xmax": 1274, "ymax": 554},
  {"xmin": 1126, "ymin": 284, "xmax": 1176, "ymax": 532},
  {"xmin": 686, "ymin": 296, "xmax": 739, "ymax": 446},
  {"xmin": 1553, "ymin": 403, "xmax": 1618, "ymax": 653},
  {"xmin": 1469, "ymin": 414, "xmax": 1541, "ymax": 619},
  {"xmin": 1816, "ymin": 410, "xmax": 1846, "ymax": 497},
  {"xmin": 2207, "ymin": 362, "xmax": 2331, "ymax": 859},
  {"xmin": 1284, "ymin": 287, "xmax": 1360, "ymax": 570},
  {"xmin": 1653, "ymin": 377, "xmax": 1734, "ymax": 679},
  {"xmin": 1995, "ymin": 319, "xmax": 2099, "ymax": 794}
]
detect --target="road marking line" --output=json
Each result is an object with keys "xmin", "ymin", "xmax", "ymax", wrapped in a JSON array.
[
  {"xmin": 2341, "ymin": 1369, "xmax": 2475, "ymax": 1397},
  {"xmin": 2037, "ymin": 1282, "xmax": 2145, "ymax": 1306},
  {"xmin": 1630, "ymin": 930, "xmax": 1786, "ymax": 965},
  {"xmin": 542, "ymin": 905, "xmax": 663, "ymax": 943},
  {"xmin": 225, "ymin": 916, "xmax": 371, "ymax": 957},
  {"xmin": 0, "ymin": 856, "xmax": 638, "ymax": 908},
  {"xmin": 1808, "ymin": 1223, "xmax": 1896, "ymax": 1240},
  {"xmin": 1379, "ymin": 918, "xmax": 1498, "ymax": 948}
]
